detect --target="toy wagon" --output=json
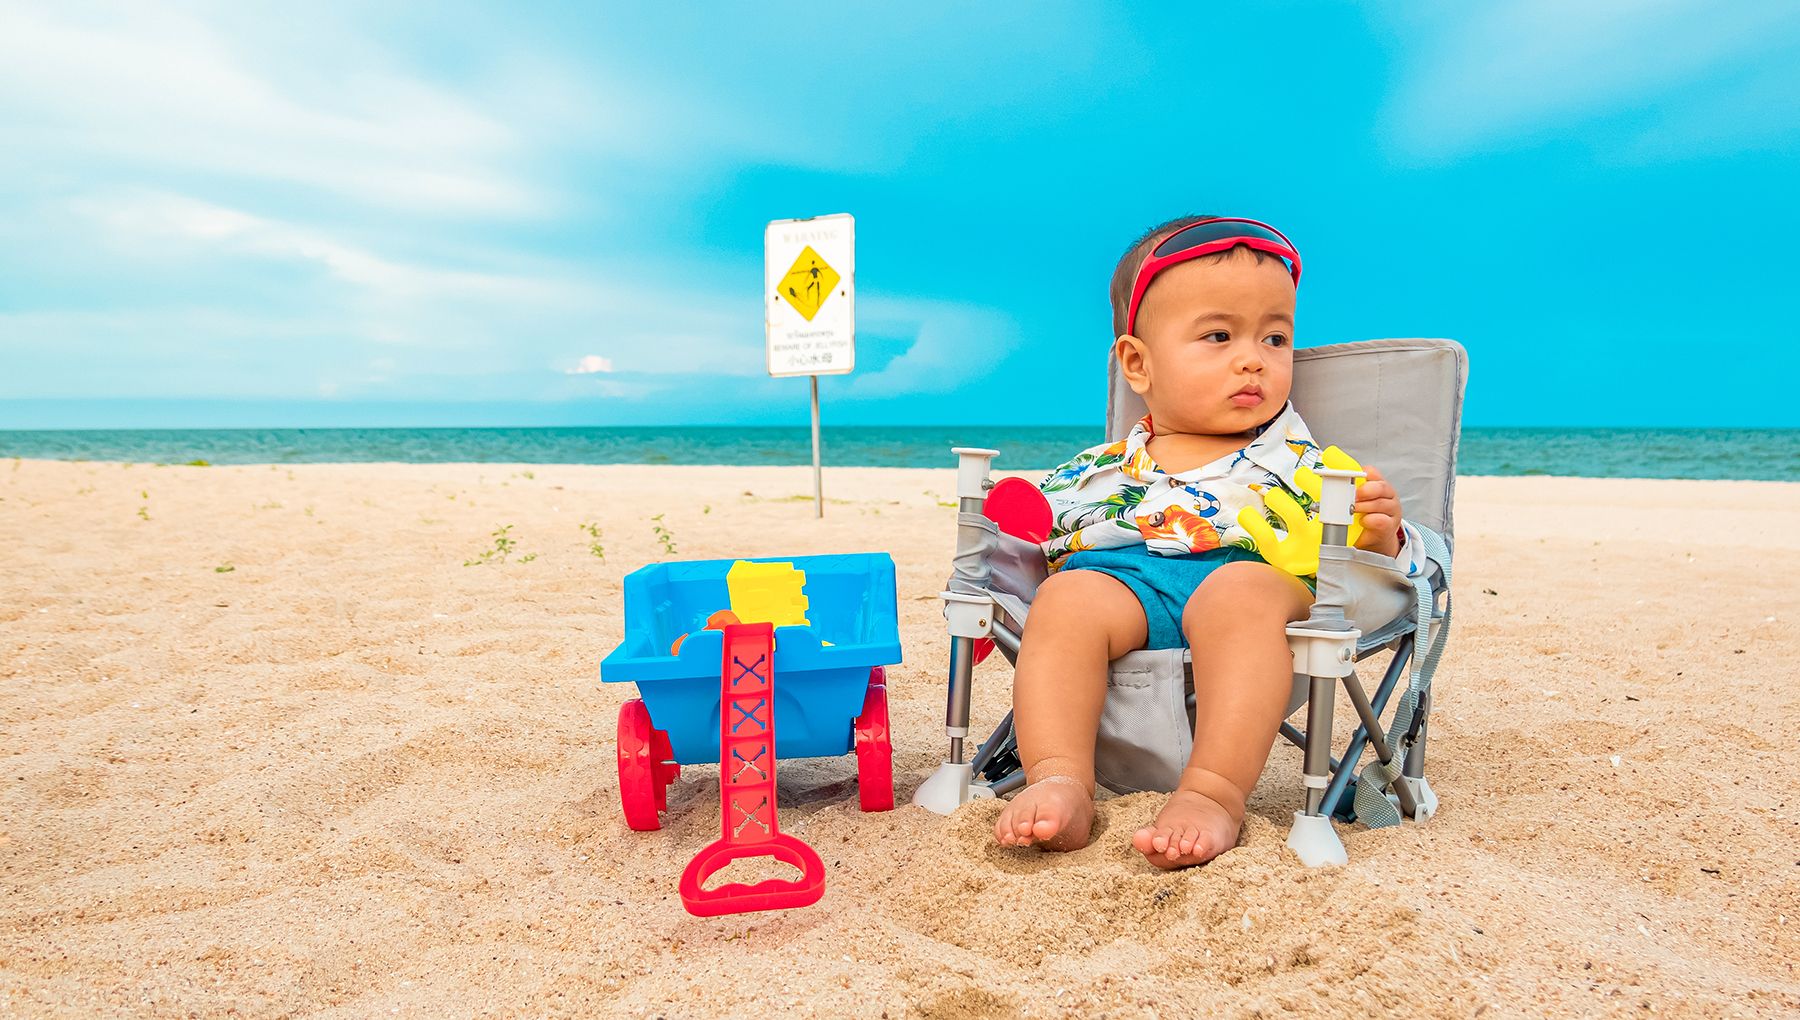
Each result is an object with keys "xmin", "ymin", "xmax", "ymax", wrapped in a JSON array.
[{"xmin": 600, "ymin": 552, "xmax": 903, "ymax": 831}]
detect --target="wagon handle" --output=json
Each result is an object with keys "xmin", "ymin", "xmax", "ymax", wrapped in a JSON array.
[{"xmin": 678, "ymin": 622, "xmax": 826, "ymax": 917}]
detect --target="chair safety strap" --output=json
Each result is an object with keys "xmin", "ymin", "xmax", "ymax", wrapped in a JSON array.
[{"xmin": 1356, "ymin": 524, "xmax": 1453, "ymax": 828}]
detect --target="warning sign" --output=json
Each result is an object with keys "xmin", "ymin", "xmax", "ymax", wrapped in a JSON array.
[
  {"xmin": 777, "ymin": 246, "xmax": 840, "ymax": 322},
  {"xmin": 765, "ymin": 214, "xmax": 854, "ymax": 377}
]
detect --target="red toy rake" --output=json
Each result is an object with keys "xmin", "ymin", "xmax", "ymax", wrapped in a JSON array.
[{"xmin": 678, "ymin": 622, "xmax": 825, "ymax": 917}]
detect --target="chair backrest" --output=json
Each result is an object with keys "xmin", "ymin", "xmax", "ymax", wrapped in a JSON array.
[{"xmin": 1105, "ymin": 338, "xmax": 1468, "ymax": 546}]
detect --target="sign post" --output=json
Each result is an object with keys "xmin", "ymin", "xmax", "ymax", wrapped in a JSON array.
[{"xmin": 765, "ymin": 213, "xmax": 855, "ymax": 519}]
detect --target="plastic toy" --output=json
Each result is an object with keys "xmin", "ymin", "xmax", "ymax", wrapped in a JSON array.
[
  {"xmin": 678, "ymin": 622, "xmax": 826, "ymax": 916},
  {"xmin": 602, "ymin": 553, "xmax": 902, "ymax": 833},
  {"xmin": 983, "ymin": 477, "xmax": 1053, "ymax": 543},
  {"xmin": 1237, "ymin": 445, "xmax": 1367, "ymax": 577},
  {"xmin": 671, "ymin": 610, "xmax": 740, "ymax": 655},
  {"xmin": 726, "ymin": 560, "xmax": 810, "ymax": 628},
  {"xmin": 970, "ymin": 477, "xmax": 1055, "ymax": 665}
]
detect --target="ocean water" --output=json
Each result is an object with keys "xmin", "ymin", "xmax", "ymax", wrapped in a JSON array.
[{"xmin": 1, "ymin": 426, "xmax": 1795, "ymax": 481}]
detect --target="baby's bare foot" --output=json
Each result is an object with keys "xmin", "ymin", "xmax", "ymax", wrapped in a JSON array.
[
  {"xmin": 993, "ymin": 775, "xmax": 1094, "ymax": 851},
  {"xmin": 1132, "ymin": 788, "xmax": 1242, "ymax": 869}
]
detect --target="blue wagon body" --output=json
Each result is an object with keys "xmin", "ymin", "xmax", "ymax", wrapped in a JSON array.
[{"xmin": 601, "ymin": 552, "xmax": 902, "ymax": 765}]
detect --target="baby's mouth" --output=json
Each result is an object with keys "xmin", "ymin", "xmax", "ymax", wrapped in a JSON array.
[{"xmin": 1230, "ymin": 385, "xmax": 1264, "ymax": 408}]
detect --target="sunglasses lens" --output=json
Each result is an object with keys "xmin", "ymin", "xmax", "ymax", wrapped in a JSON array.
[{"xmin": 1152, "ymin": 219, "xmax": 1295, "ymax": 260}]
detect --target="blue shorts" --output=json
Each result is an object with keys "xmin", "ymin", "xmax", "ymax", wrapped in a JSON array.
[{"xmin": 1061, "ymin": 545, "xmax": 1282, "ymax": 650}]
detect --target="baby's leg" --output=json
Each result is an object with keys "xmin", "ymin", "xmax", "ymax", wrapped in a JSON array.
[
  {"xmin": 1133, "ymin": 561, "xmax": 1313, "ymax": 869},
  {"xmin": 993, "ymin": 569, "xmax": 1147, "ymax": 851}
]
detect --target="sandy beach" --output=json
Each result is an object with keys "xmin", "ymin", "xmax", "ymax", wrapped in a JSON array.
[{"xmin": 1, "ymin": 458, "xmax": 1796, "ymax": 1018}]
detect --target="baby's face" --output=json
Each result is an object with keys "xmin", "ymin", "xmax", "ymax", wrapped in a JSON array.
[{"xmin": 1121, "ymin": 249, "xmax": 1297, "ymax": 436}]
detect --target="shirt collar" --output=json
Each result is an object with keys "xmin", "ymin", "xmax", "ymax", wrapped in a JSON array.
[
  {"xmin": 1242, "ymin": 402, "xmax": 1317, "ymax": 493},
  {"xmin": 1124, "ymin": 403, "xmax": 1314, "ymax": 490}
]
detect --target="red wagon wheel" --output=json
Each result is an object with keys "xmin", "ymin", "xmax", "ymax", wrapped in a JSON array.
[
  {"xmin": 617, "ymin": 698, "xmax": 680, "ymax": 831},
  {"xmin": 853, "ymin": 668, "xmax": 894, "ymax": 812}
]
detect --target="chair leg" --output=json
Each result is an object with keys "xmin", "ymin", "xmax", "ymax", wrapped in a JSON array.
[
  {"xmin": 911, "ymin": 634, "xmax": 993, "ymax": 814},
  {"xmin": 1287, "ymin": 672, "xmax": 1348, "ymax": 867},
  {"xmin": 1401, "ymin": 688, "xmax": 1438, "ymax": 821}
]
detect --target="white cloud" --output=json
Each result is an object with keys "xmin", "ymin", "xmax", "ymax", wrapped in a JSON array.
[
  {"xmin": 70, "ymin": 190, "xmax": 566, "ymax": 302},
  {"xmin": 0, "ymin": 3, "xmax": 545, "ymax": 216},
  {"xmin": 1380, "ymin": 0, "xmax": 1800, "ymax": 159},
  {"xmin": 845, "ymin": 298, "xmax": 1020, "ymax": 398},
  {"xmin": 564, "ymin": 355, "xmax": 615, "ymax": 375}
]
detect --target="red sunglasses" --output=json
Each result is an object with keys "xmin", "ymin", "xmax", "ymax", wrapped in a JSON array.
[{"xmin": 1124, "ymin": 217, "xmax": 1303, "ymax": 336}]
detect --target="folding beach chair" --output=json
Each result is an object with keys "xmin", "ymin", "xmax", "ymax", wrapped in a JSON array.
[{"xmin": 913, "ymin": 338, "xmax": 1466, "ymax": 866}]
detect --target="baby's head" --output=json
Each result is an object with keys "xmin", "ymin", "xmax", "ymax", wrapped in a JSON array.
[{"xmin": 1109, "ymin": 216, "xmax": 1302, "ymax": 438}]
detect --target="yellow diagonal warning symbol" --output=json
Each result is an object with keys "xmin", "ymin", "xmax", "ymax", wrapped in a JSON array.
[{"xmin": 777, "ymin": 246, "xmax": 840, "ymax": 322}]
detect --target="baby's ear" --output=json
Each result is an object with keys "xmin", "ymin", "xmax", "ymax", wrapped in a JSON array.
[{"xmin": 1114, "ymin": 334, "xmax": 1151, "ymax": 395}]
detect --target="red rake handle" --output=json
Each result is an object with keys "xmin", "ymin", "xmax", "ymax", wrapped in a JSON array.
[
  {"xmin": 678, "ymin": 622, "xmax": 825, "ymax": 917},
  {"xmin": 678, "ymin": 832, "xmax": 824, "ymax": 917}
]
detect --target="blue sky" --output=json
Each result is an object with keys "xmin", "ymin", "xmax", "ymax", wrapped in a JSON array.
[{"xmin": 3, "ymin": 1, "xmax": 1798, "ymax": 429}]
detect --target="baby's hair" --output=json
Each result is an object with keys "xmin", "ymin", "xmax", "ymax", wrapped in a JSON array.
[{"xmin": 1109, "ymin": 215, "xmax": 1285, "ymax": 337}]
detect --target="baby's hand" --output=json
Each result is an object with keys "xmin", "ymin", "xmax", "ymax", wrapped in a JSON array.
[{"xmin": 1353, "ymin": 465, "xmax": 1403, "ymax": 558}]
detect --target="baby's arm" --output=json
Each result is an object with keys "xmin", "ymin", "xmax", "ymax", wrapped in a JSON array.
[{"xmin": 1352, "ymin": 464, "xmax": 1404, "ymax": 558}]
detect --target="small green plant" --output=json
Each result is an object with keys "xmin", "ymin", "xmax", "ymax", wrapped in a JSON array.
[
  {"xmin": 138, "ymin": 490, "xmax": 150, "ymax": 520},
  {"xmin": 521, "ymin": 470, "xmax": 535, "ymax": 480},
  {"xmin": 303, "ymin": 505, "xmax": 314, "ymax": 518},
  {"xmin": 579, "ymin": 521, "xmax": 605, "ymax": 561},
  {"xmin": 464, "ymin": 524, "xmax": 518, "ymax": 566},
  {"xmin": 185, "ymin": 459, "xmax": 211, "ymax": 467},
  {"xmin": 519, "ymin": 552, "xmax": 537, "ymax": 563},
  {"xmin": 651, "ymin": 514, "xmax": 677, "ymax": 555},
  {"xmin": 702, "ymin": 505, "xmax": 711, "ymax": 515},
  {"xmin": 137, "ymin": 506, "xmax": 150, "ymax": 521},
  {"xmin": 254, "ymin": 500, "xmax": 283, "ymax": 511},
  {"xmin": 215, "ymin": 562, "xmax": 235, "ymax": 573}
]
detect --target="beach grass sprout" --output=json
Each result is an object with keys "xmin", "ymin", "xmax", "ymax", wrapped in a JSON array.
[
  {"xmin": 579, "ymin": 521, "xmax": 605, "ymax": 561},
  {"xmin": 651, "ymin": 514, "xmax": 677, "ymax": 555},
  {"xmin": 464, "ymin": 524, "xmax": 518, "ymax": 566}
]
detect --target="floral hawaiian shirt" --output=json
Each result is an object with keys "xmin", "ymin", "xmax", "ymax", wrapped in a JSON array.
[{"xmin": 1038, "ymin": 402, "xmax": 1424, "ymax": 576}]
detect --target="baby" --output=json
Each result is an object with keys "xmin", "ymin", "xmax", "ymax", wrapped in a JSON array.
[{"xmin": 992, "ymin": 216, "xmax": 1419, "ymax": 869}]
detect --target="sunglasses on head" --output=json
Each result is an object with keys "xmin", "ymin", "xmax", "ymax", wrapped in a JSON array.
[{"xmin": 1124, "ymin": 217, "xmax": 1302, "ymax": 336}]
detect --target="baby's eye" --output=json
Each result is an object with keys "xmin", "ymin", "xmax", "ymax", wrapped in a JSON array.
[
  {"xmin": 1200, "ymin": 330, "xmax": 1231, "ymax": 344},
  {"xmin": 1263, "ymin": 333, "xmax": 1290, "ymax": 348}
]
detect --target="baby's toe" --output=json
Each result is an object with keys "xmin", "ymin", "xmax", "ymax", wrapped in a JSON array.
[
  {"xmin": 1131, "ymin": 826, "xmax": 1157, "ymax": 856},
  {"xmin": 1021, "ymin": 803, "xmax": 1048, "ymax": 839},
  {"xmin": 1174, "ymin": 825, "xmax": 1201, "ymax": 856}
]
